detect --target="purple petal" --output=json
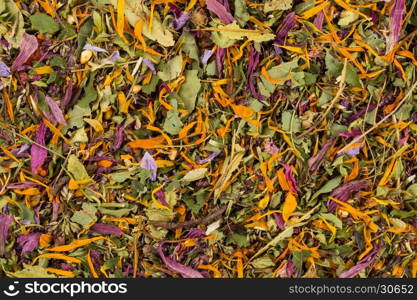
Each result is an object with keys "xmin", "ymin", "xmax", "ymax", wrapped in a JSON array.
[
  {"xmin": 184, "ymin": 229, "xmax": 205, "ymax": 239},
  {"xmin": 30, "ymin": 121, "xmax": 48, "ymax": 174},
  {"xmin": 277, "ymin": 13, "xmax": 297, "ymax": 40},
  {"xmin": 0, "ymin": 61, "xmax": 10, "ymax": 77},
  {"xmin": 283, "ymin": 164, "xmax": 298, "ymax": 195},
  {"xmin": 88, "ymin": 156, "xmax": 116, "ymax": 163},
  {"xmin": 45, "ymin": 96, "xmax": 66, "ymax": 124},
  {"xmin": 339, "ymin": 129, "xmax": 362, "ymax": 137},
  {"xmin": 216, "ymin": 47, "xmax": 225, "ymax": 75},
  {"xmin": 11, "ymin": 144, "xmax": 30, "ymax": 158},
  {"xmin": 264, "ymin": 140, "xmax": 279, "ymax": 155},
  {"xmin": 11, "ymin": 33, "xmax": 39, "ymax": 72},
  {"xmin": 60, "ymin": 264, "xmax": 74, "ymax": 271},
  {"xmin": 83, "ymin": 44, "xmax": 108, "ymax": 53},
  {"xmin": 327, "ymin": 179, "xmax": 368, "ymax": 211},
  {"xmin": 175, "ymin": 12, "xmax": 190, "ymax": 30},
  {"xmin": 52, "ymin": 201, "xmax": 60, "ymax": 222},
  {"xmin": 206, "ymin": 0, "xmax": 234, "ymax": 24},
  {"xmin": 273, "ymin": 213, "xmax": 286, "ymax": 231},
  {"xmin": 201, "ymin": 50, "xmax": 214, "ymax": 66},
  {"xmin": 140, "ymin": 152, "xmax": 157, "ymax": 181},
  {"xmin": 339, "ymin": 245, "xmax": 383, "ymax": 278},
  {"xmin": 143, "ymin": 58, "xmax": 157, "ymax": 75},
  {"xmin": 7, "ymin": 182, "xmax": 39, "ymax": 189},
  {"xmin": 157, "ymin": 242, "xmax": 204, "ymax": 278},
  {"xmin": 197, "ymin": 151, "xmax": 220, "ymax": 164},
  {"xmin": 307, "ymin": 139, "xmax": 334, "ymax": 173},
  {"xmin": 386, "ymin": 0, "xmax": 405, "ymax": 54},
  {"xmin": 61, "ymin": 80, "xmax": 73, "ymax": 110},
  {"xmin": 17, "ymin": 232, "xmax": 41, "ymax": 254},
  {"xmin": 90, "ymin": 224, "xmax": 123, "ymax": 236},
  {"xmin": 108, "ymin": 51, "xmax": 120, "ymax": 63},
  {"xmin": 286, "ymin": 258, "xmax": 296, "ymax": 277},
  {"xmin": 313, "ymin": 11, "xmax": 324, "ymax": 31},
  {"xmin": 346, "ymin": 104, "xmax": 377, "ymax": 123},
  {"xmin": 155, "ymin": 189, "xmax": 170, "ymax": 208},
  {"xmin": 248, "ymin": 46, "xmax": 265, "ymax": 101},
  {"xmin": 274, "ymin": 12, "xmax": 297, "ymax": 55},
  {"xmin": 399, "ymin": 128, "xmax": 408, "ymax": 145},
  {"xmin": 113, "ymin": 124, "xmax": 125, "ymax": 150},
  {"xmin": 0, "ymin": 214, "xmax": 13, "ymax": 256},
  {"xmin": 343, "ymin": 144, "xmax": 363, "ymax": 157}
]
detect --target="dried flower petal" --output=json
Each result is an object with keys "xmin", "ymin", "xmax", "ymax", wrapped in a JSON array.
[
  {"xmin": 206, "ymin": 0, "xmax": 234, "ymax": 24},
  {"xmin": 0, "ymin": 215, "xmax": 13, "ymax": 256},
  {"xmin": 11, "ymin": 33, "xmax": 38, "ymax": 71},
  {"xmin": 30, "ymin": 121, "xmax": 48, "ymax": 174},
  {"xmin": 17, "ymin": 232, "xmax": 41, "ymax": 254},
  {"xmin": 140, "ymin": 152, "xmax": 157, "ymax": 181}
]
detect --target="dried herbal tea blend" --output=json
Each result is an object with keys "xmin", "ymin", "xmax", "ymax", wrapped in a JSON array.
[{"xmin": 0, "ymin": 0, "xmax": 416, "ymax": 278}]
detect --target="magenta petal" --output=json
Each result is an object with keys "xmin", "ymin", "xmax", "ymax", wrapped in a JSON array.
[
  {"xmin": 307, "ymin": 139, "xmax": 334, "ymax": 173},
  {"xmin": 216, "ymin": 47, "xmax": 225, "ymax": 75},
  {"xmin": 264, "ymin": 141, "xmax": 279, "ymax": 155},
  {"xmin": 273, "ymin": 213, "xmax": 286, "ymax": 231},
  {"xmin": 113, "ymin": 124, "xmax": 125, "ymax": 150},
  {"xmin": 274, "ymin": 12, "xmax": 297, "ymax": 54},
  {"xmin": 339, "ymin": 245, "xmax": 383, "ymax": 278},
  {"xmin": 61, "ymin": 80, "xmax": 73, "ymax": 109},
  {"xmin": 52, "ymin": 201, "xmax": 60, "ymax": 222},
  {"xmin": 339, "ymin": 129, "xmax": 362, "ymax": 137},
  {"xmin": 247, "ymin": 46, "xmax": 265, "ymax": 101},
  {"xmin": 11, "ymin": 33, "xmax": 39, "ymax": 71},
  {"xmin": 30, "ymin": 121, "xmax": 48, "ymax": 173},
  {"xmin": 7, "ymin": 182, "xmax": 39, "ymax": 189},
  {"xmin": 327, "ymin": 179, "xmax": 368, "ymax": 211},
  {"xmin": 313, "ymin": 11, "xmax": 324, "ymax": 31},
  {"xmin": 0, "ymin": 214, "xmax": 13, "ymax": 256},
  {"xmin": 283, "ymin": 164, "xmax": 298, "ymax": 195},
  {"xmin": 206, "ymin": 0, "xmax": 234, "ymax": 24},
  {"xmin": 90, "ymin": 224, "xmax": 123, "ymax": 236},
  {"xmin": 45, "ymin": 96, "xmax": 66, "ymax": 125},
  {"xmin": 157, "ymin": 243, "xmax": 204, "ymax": 278},
  {"xmin": 155, "ymin": 189, "xmax": 170, "ymax": 208},
  {"xmin": 17, "ymin": 232, "xmax": 41, "ymax": 254},
  {"xmin": 386, "ymin": 0, "xmax": 405, "ymax": 54}
]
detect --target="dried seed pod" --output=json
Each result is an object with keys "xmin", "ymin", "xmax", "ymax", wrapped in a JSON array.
[{"xmin": 80, "ymin": 49, "xmax": 93, "ymax": 64}]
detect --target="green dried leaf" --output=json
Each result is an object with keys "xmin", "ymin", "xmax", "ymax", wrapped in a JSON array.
[
  {"xmin": 234, "ymin": 0, "xmax": 250, "ymax": 26},
  {"xmin": 163, "ymin": 110, "xmax": 183, "ymax": 135},
  {"xmin": 282, "ymin": 111, "xmax": 301, "ymax": 133},
  {"xmin": 8, "ymin": 264, "xmax": 57, "ymax": 278},
  {"xmin": 0, "ymin": 0, "xmax": 24, "ymax": 48},
  {"xmin": 251, "ymin": 256, "xmax": 275, "ymax": 269},
  {"xmin": 312, "ymin": 176, "xmax": 342, "ymax": 200},
  {"xmin": 338, "ymin": 11, "xmax": 359, "ymax": 27},
  {"xmin": 29, "ymin": 13, "xmax": 60, "ymax": 34},
  {"xmin": 68, "ymin": 155, "xmax": 90, "ymax": 181},
  {"xmin": 157, "ymin": 55, "xmax": 183, "ymax": 82},
  {"xmin": 264, "ymin": 0, "xmax": 293, "ymax": 12},
  {"xmin": 179, "ymin": 69, "xmax": 201, "ymax": 112},
  {"xmin": 182, "ymin": 168, "xmax": 208, "ymax": 181},
  {"xmin": 217, "ymin": 22, "xmax": 275, "ymax": 43}
]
